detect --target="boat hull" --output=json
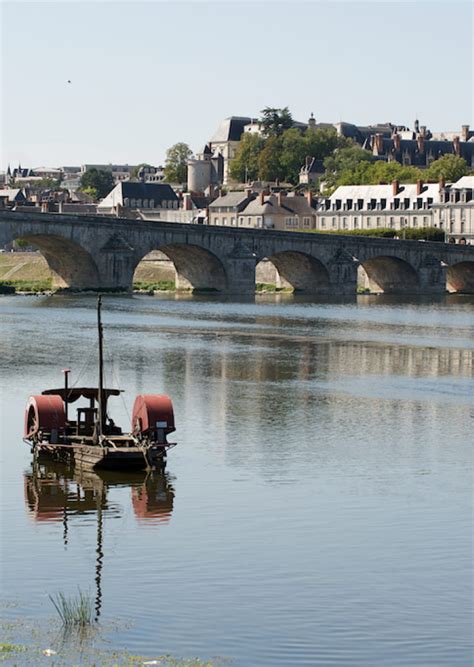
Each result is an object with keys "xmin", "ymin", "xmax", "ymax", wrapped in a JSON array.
[{"xmin": 34, "ymin": 443, "xmax": 170, "ymax": 471}]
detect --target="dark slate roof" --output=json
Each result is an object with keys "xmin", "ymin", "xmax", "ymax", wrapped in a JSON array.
[
  {"xmin": 211, "ymin": 117, "xmax": 253, "ymax": 143},
  {"xmin": 190, "ymin": 194, "xmax": 210, "ymax": 209},
  {"xmin": 378, "ymin": 137, "xmax": 474, "ymax": 165},
  {"xmin": 120, "ymin": 182, "xmax": 178, "ymax": 202}
]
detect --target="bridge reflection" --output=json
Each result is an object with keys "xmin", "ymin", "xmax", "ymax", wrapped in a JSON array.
[{"xmin": 24, "ymin": 461, "xmax": 175, "ymax": 618}]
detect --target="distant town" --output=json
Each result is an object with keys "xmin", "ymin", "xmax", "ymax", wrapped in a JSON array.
[{"xmin": 1, "ymin": 108, "xmax": 473, "ymax": 244}]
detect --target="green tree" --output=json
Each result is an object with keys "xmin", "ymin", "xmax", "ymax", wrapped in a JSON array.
[
  {"xmin": 163, "ymin": 142, "xmax": 193, "ymax": 184},
  {"xmin": 79, "ymin": 169, "xmax": 114, "ymax": 199},
  {"xmin": 229, "ymin": 133, "xmax": 265, "ymax": 182},
  {"xmin": 279, "ymin": 128, "xmax": 308, "ymax": 184},
  {"xmin": 257, "ymin": 136, "xmax": 285, "ymax": 182},
  {"xmin": 323, "ymin": 145, "xmax": 376, "ymax": 190},
  {"xmin": 259, "ymin": 106, "xmax": 293, "ymax": 138},
  {"xmin": 425, "ymin": 154, "xmax": 468, "ymax": 182}
]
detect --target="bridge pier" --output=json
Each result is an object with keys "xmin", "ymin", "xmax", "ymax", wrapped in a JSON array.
[
  {"xmin": 418, "ymin": 255, "xmax": 447, "ymax": 294},
  {"xmin": 327, "ymin": 249, "xmax": 359, "ymax": 295},
  {"xmin": 95, "ymin": 237, "xmax": 136, "ymax": 291},
  {"xmin": 224, "ymin": 241, "xmax": 257, "ymax": 294}
]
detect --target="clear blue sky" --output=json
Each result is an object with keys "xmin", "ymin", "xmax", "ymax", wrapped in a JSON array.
[{"xmin": 1, "ymin": 1, "xmax": 472, "ymax": 169}]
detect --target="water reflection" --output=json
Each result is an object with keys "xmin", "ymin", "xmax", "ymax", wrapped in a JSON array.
[{"xmin": 24, "ymin": 461, "xmax": 175, "ymax": 619}]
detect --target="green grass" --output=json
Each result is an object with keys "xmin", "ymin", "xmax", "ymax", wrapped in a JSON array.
[
  {"xmin": 0, "ymin": 279, "xmax": 53, "ymax": 293},
  {"xmin": 49, "ymin": 590, "xmax": 95, "ymax": 627},
  {"xmin": 133, "ymin": 280, "xmax": 176, "ymax": 292},
  {"xmin": 256, "ymin": 283, "xmax": 293, "ymax": 293}
]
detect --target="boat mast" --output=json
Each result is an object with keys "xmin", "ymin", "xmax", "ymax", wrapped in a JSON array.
[{"xmin": 97, "ymin": 296, "xmax": 105, "ymax": 438}]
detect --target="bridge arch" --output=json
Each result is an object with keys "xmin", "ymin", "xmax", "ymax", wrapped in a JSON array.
[
  {"xmin": 14, "ymin": 234, "xmax": 100, "ymax": 289},
  {"xmin": 259, "ymin": 251, "xmax": 330, "ymax": 293},
  {"xmin": 134, "ymin": 243, "xmax": 228, "ymax": 292},
  {"xmin": 447, "ymin": 261, "xmax": 474, "ymax": 293},
  {"xmin": 358, "ymin": 255, "xmax": 419, "ymax": 293}
]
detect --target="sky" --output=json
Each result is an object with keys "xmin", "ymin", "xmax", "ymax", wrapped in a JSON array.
[{"xmin": 1, "ymin": 0, "xmax": 472, "ymax": 170}]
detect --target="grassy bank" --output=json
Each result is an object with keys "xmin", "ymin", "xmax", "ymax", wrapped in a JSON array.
[{"xmin": 133, "ymin": 280, "xmax": 176, "ymax": 292}]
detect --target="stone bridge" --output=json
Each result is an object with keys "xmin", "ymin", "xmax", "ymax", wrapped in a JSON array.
[{"xmin": 1, "ymin": 209, "xmax": 473, "ymax": 294}]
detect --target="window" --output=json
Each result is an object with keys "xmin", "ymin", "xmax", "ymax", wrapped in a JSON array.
[
  {"xmin": 354, "ymin": 217, "xmax": 359, "ymax": 229},
  {"xmin": 332, "ymin": 217, "xmax": 337, "ymax": 228},
  {"xmin": 303, "ymin": 216, "xmax": 311, "ymax": 228},
  {"xmin": 248, "ymin": 217, "xmax": 252, "ymax": 226},
  {"xmin": 423, "ymin": 216, "xmax": 428, "ymax": 225},
  {"xmin": 123, "ymin": 198, "xmax": 129, "ymax": 207},
  {"xmin": 367, "ymin": 217, "xmax": 371, "ymax": 228},
  {"xmin": 239, "ymin": 216, "xmax": 244, "ymax": 226},
  {"xmin": 215, "ymin": 217, "xmax": 219, "ymax": 225},
  {"xmin": 130, "ymin": 198, "xmax": 136, "ymax": 207},
  {"xmin": 376, "ymin": 217, "xmax": 381, "ymax": 227},
  {"xmin": 389, "ymin": 217, "xmax": 395, "ymax": 228},
  {"xmin": 413, "ymin": 216, "xmax": 418, "ymax": 227},
  {"xmin": 149, "ymin": 199, "xmax": 154, "ymax": 208},
  {"xmin": 231, "ymin": 217, "xmax": 236, "ymax": 226},
  {"xmin": 342, "ymin": 217, "xmax": 348, "ymax": 229},
  {"xmin": 321, "ymin": 217, "xmax": 326, "ymax": 228},
  {"xmin": 256, "ymin": 216, "xmax": 262, "ymax": 227},
  {"xmin": 143, "ymin": 199, "xmax": 148, "ymax": 208},
  {"xmin": 285, "ymin": 217, "xmax": 297, "ymax": 228}
]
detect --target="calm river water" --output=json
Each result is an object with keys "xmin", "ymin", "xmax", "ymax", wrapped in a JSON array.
[{"xmin": 0, "ymin": 293, "xmax": 473, "ymax": 666}]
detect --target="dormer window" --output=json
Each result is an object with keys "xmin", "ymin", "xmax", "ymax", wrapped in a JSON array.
[{"xmin": 149, "ymin": 199, "xmax": 155, "ymax": 208}]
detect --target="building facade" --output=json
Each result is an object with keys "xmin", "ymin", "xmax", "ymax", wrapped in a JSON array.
[{"xmin": 432, "ymin": 176, "xmax": 474, "ymax": 243}]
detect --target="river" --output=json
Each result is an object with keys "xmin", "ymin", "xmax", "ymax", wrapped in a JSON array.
[{"xmin": 0, "ymin": 293, "xmax": 473, "ymax": 666}]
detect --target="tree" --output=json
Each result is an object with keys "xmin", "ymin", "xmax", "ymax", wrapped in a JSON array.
[
  {"xmin": 257, "ymin": 136, "xmax": 285, "ymax": 182},
  {"xmin": 229, "ymin": 133, "xmax": 265, "ymax": 183},
  {"xmin": 259, "ymin": 106, "xmax": 293, "ymax": 138},
  {"xmin": 79, "ymin": 169, "xmax": 114, "ymax": 199},
  {"xmin": 279, "ymin": 128, "xmax": 308, "ymax": 184},
  {"xmin": 163, "ymin": 143, "xmax": 193, "ymax": 184},
  {"xmin": 323, "ymin": 145, "xmax": 376, "ymax": 190},
  {"xmin": 425, "ymin": 154, "xmax": 468, "ymax": 182}
]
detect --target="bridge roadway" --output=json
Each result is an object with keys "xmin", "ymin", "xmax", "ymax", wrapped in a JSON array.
[{"xmin": 0, "ymin": 209, "xmax": 473, "ymax": 294}]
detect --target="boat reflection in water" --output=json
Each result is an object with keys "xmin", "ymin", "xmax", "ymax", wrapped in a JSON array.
[{"xmin": 24, "ymin": 461, "xmax": 175, "ymax": 620}]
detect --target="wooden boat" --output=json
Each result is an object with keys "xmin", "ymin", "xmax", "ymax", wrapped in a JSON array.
[{"xmin": 23, "ymin": 297, "xmax": 176, "ymax": 470}]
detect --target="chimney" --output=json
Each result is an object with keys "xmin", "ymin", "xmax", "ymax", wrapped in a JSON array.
[
  {"xmin": 417, "ymin": 134, "xmax": 425, "ymax": 153},
  {"xmin": 277, "ymin": 191, "xmax": 284, "ymax": 207},
  {"xmin": 439, "ymin": 176, "xmax": 446, "ymax": 191},
  {"xmin": 374, "ymin": 133, "xmax": 384, "ymax": 154},
  {"xmin": 259, "ymin": 191, "xmax": 265, "ymax": 205},
  {"xmin": 183, "ymin": 193, "xmax": 192, "ymax": 210},
  {"xmin": 453, "ymin": 136, "xmax": 461, "ymax": 156},
  {"xmin": 245, "ymin": 188, "xmax": 252, "ymax": 199},
  {"xmin": 393, "ymin": 133, "xmax": 401, "ymax": 151},
  {"xmin": 461, "ymin": 124, "xmax": 470, "ymax": 141},
  {"xmin": 306, "ymin": 191, "xmax": 313, "ymax": 208},
  {"xmin": 392, "ymin": 179, "xmax": 399, "ymax": 196},
  {"xmin": 420, "ymin": 125, "xmax": 427, "ymax": 137},
  {"xmin": 416, "ymin": 179, "xmax": 423, "ymax": 196}
]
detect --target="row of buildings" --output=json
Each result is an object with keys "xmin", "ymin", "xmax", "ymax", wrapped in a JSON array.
[
  {"xmin": 1, "ymin": 163, "xmax": 164, "ymax": 191},
  {"xmin": 1, "ymin": 176, "xmax": 472, "ymax": 243},
  {"xmin": 188, "ymin": 115, "xmax": 474, "ymax": 191},
  {"xmin": 206, "ymin": 176, "xmax": 473, "ymax": 243}
]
